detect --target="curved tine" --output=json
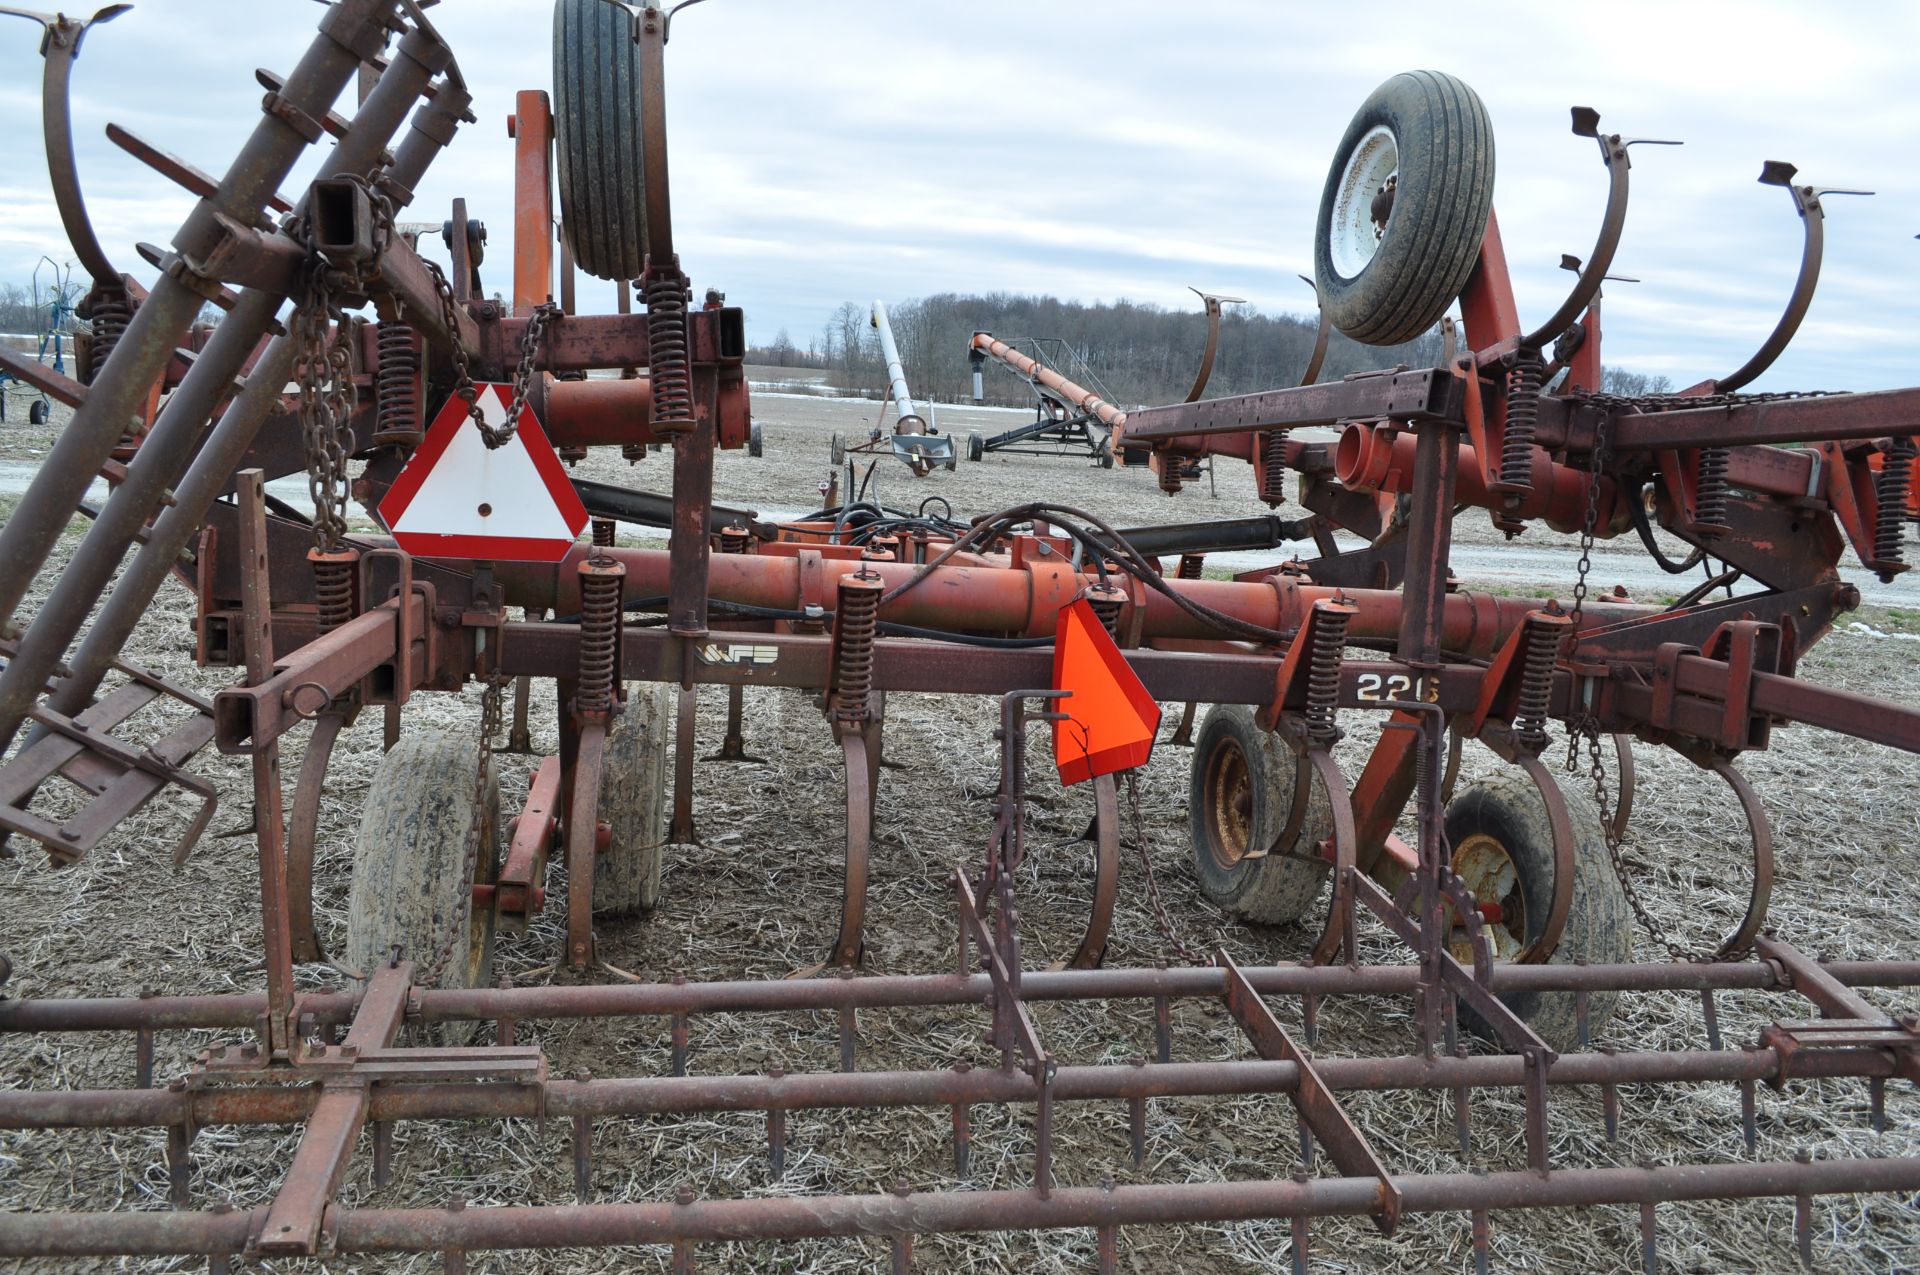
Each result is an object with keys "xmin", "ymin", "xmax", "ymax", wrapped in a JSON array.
[
  {"xmin": 1706, "ymin": 756, "xmax": 1774, "ymax": 961},
  {"xmin": 1296, "ymin": 275, "xmax": 1330, "ymax": 388},
  {"xmin": 1609, "ymin": 733, "xmax": 1636, "ymax": 842},
  {"xmin": 22, "ymin": 6, "xmax": 124, "ymax": 286},
  {"xmin": 1439, "ymin": 721, "xmax": 1465, "ymax": 805},
  {"xmin": 1512, "ymin": 754, "xmax": 1575, "ymax": 965},
  {"xmin": 1306, "ymin": 750, "xmax": 1358, "ymax": 969},
  {"xmin": 1718, "ymin": 165, "xmax": 1869, "ymax": 392},
  {"xmin": 828, "ymin": 731, "xmax": 872, "ymax": 970},
  {"xmin": 1521, "ymin": 111, "xmax": 1638, "ymax": 350},
  {"xmin": 1064, "ymin": 773, "xmax": 1120, "ymax": 969},
  {"xmin": 1182, "ymin": 289, "xmax": 1244, "ymax": 404},
  {"xmin": 1268, "ymin": 749, "xmax": 1315, "ymax": 859},
  {"xmin": 286, "ymin": 710, "xmax": 347, "ymax": 963}
]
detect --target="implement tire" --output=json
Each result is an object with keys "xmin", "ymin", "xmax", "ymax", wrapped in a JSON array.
[{"xmin": 553, "ymin": 0, "xmax": 649, "ymax": 282}]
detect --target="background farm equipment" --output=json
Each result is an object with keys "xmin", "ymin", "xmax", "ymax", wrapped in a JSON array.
[
  {"xmin": 822, "ymin": 299, "xmax": 956, "ymax": 481},
  {"xmin": 0, "ymin": 10, "xmax": 1915, "ymax": 1275}
]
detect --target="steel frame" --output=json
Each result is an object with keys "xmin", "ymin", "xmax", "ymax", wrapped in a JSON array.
[{"xmin": 0, "ymin": 5, "xmax": 1916, "ymax": 1271}]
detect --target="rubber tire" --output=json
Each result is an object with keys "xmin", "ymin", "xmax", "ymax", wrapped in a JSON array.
[
  {"xmin": 749, "ymin": 422, "xmax": 764, "ymax": 458},
  {"xmin": 1313, "ymin": 70, "xmax": 1495, "ymax": 347},
  {"xmin": 967, "ymin": 431, "xmax": 984, "ymax": 462},
  {"xmin": 28, "ymin": 398, "xmax": 47, "ymax": 425},
  {"xmin": 346, "ymin": 732, "xmax": 499, "ymax": 1005},
  {"xmin": 1188, "ymin": 705, "xmax": 1332, "ymax": 924},
  {"xmin": 1099, "ymin": 448, "xmax": 1115, "ymax": 470},
  {"xmin": 553, "ymin": 0, "xmax": 649, "ymax": 282},
  {"xmin": 1445, "ymin": 773, "xmax": 1632, "ymax": 1051},
  {"xmin": 593, "ymin": 682, "xmax": 674, "ymax": 917},
  {"xmin": 830, "ymin": 432, "xmax": 846, "ymax": 467}
]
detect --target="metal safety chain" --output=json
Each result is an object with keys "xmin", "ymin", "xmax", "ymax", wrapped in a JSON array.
[
  {"xmin": 1560, "ymin": 412, "xmax": 1693, "ymax": 962},
  {"xmin": 1124, "ymin": 770, "xmax": 1206, "ymax": 965},
  {"xmin": 291, "ymin": 256, "xmax": 358, "ymax": 554}
]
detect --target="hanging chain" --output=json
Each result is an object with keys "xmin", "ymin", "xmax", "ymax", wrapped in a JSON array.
[
  {"xmin": 424, "ymin": 670, "xmax": 502, "ymax": 987},
  {"xmin": 1559, "ymin": 412, "xmax": 1693, "ymax": 962},
  {"xmin": 292, "ymin": 259, "xmax": 358, "ymax": 554},
  {"xmin": 499, "ymin": 302, "xmax": 563, "ymax": 448},
  {"xmin": 1125, "ymin": 770, "xmax": 1207, "ymax": 965}
]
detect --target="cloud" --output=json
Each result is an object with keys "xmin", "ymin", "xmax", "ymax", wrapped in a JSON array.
[{"xmin": 0, "ymin": 0, "xmax": 1910, "ymax": 390}]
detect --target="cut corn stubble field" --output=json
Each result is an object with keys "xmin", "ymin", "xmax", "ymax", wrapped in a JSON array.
[{"xmin": 2, "ymin": 384, "xmax": 1919, "ymax": 1274}]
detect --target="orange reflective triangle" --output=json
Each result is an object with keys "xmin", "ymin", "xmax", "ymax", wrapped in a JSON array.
[{"xmin": 1051, "ymin": 598, "xmax": 1162, "ymax": 785}]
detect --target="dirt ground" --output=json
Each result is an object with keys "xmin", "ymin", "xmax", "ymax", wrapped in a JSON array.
[{"xmin": 1, "ymin": 371, "xmax": 1918, "ymax": 1273}]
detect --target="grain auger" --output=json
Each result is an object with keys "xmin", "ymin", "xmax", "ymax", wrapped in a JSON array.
[{"xmin": 0, "ymin": 24, "xmax": 1918, "ymax": 1273}]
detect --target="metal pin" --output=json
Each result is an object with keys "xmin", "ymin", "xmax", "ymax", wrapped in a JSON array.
[
  {"xmin": 1600, "ymin": 1045, "xmax": 1620, "ymax": 1142},
  {"xmin": 1453, "ymin": 1043, "xmax": 1472, "ymax": 1159},
  {"xmin": 1701, "ymin": 989, "xmax": 1723, "ymax": 1051},
  {"xmin": 1302, "ymin": 991, "xmax": 1319, "ymax": 1048},
  {"xmin": 1639, "ymin": 1197, "xmax": 1658, "ymax": 1274},
  {"xmin": 951, "ymin": 1061, "xmax": 973, "ymax": 1178},
  {"xmin": 673, "ymin": 1187, "xmax": 695, "ymax": 1274},
  {"xmin": 1097, "ymin": 1221, "xmax": 1118, "ymax": 1275},
  {"xmin": 166, "ymin": 1120, "xmax": 191, "ymax": 1207},
  {"xmin": 1036, "ymin": 1075, "xmax": 1054, "ymax": 1197},
  {"xmin": 373, "ymin": 1119, "xmax": 394, "ymax": 1189},
  {"xmin": 1870, "ymin": 1076, "xmax": 1887, "ymax": 1133},
  {"xmin": 445, "ymin": 1195, "xmax": 468, "ymax": 1274},
  {"xmin": 1442, "ymin": 991, "xmax": 1458, "ymax": 1057},
  {"xmin": 1298, "ymin": 1113, "xmax": 1315, "ymax": 1171},
  {"xmin": 670, "ymin": 1007, "xmax": 689, "ymax": 1077},
  {"xmin": 1524, "ymin": 1047, "xmax": 1550, "ymax": 1173},
  {"xmin": 1472, "ymin": 1208, "xmax": 1491, "ymax": 1275},
  {"xmin": 207, "ymin": 1202, "xmax": 232, "ymax": 1275},
  {"xmin": 572, "ymin": 1067, "xmax": 594, "ymax": 1203},
  {"xmin": 1290, "ymin": 1171, "xmax": 1311, "ymax": 1275},
  {"xmin": 1153, "ymin": 989, "xmax": 1172, "ymax": 1064},
  {"xmin": 136, "ymin": 1025, "xmax": 155, "ymax": 1089},
  {"xmin": 890, "ymin": 1180, "xmax": 914, "ymax": 1272},
  {"xmin": 495, "ymin": 975, "xmax": 515, "ymax": 1046},
  {"xmin": 1741, "ymin": 1078, "xmax": 1758, "ymax": 1153},
  {"xmin": 766, "ymin": 1064, "xmax": 787, "ymax": 1178},
  {"xmin": 839, "ymin": 1001, "xmax": 858, "ymax": 1073},
  {"xmin": 1795, "ymin": 1149, "xmax": 1814, "ymax": 1267}
]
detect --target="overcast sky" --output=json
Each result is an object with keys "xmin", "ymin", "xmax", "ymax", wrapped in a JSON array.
[{"xmin": 0, "ymin": 0, "xmax": 1914, "ymax": 391}]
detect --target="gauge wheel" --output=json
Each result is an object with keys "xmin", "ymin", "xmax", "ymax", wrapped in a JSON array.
[
  {"xmin": 1313, "ymin": 70, "xmax": 1495, "ymax": 347},
  {"xmin": 968, "ymin": 431, "xmax": 985, "ymax": 462},
  {"xmin": 553, "ymin": 0, "xmax": 649, "ymax": 282},
  {"xmin": 1188, "ymin": 705, "xmax": 1331, "ymax": 924},
  {"xmin": 346, "ymin": 730, "xmax": 500, "ymax": 1041},
  {"xmin": 1444, "ymin": 773, "xmax": 1632, "ymax": 1051}
]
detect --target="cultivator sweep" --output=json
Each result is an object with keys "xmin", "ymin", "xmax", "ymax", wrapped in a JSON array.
[{"xmin": 0, "ymin": 7, "xmax": 1917, "ymax": 1271}]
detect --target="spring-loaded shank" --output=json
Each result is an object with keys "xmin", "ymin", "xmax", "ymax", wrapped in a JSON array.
[
  {"xmin": 575, "ymin": 558, "xmax": 625, "ymax": 721},
  {"xmin": 1304, "ymin": 606, "xmax": 1349, "ymax": 747},
  {"xmin": 1874, "ymin": 439, "xmax": 1914, "ymax": 568},
  {"xmin": 1515, "ymin": 619, "xmax": 1559, "ymax": 748},
  {"xmin": 1695, "ymin": 446, "xmax": 1732, "ymax": 537},
  {"xmin": 1261, "ymin": 429, "xmax": 1290, "ymax": 506},
  {"xmin": 832, "ymin": 569, "xmax": 882, "ymax": 727},
  {"xmin": 644, "ymin": 268, "xmax": 694, "ymax": 434},
  {"xmin": 1499, "ymin": 350, "xmax": 1544, "ymax": 492},
  {"xmin": 372, "ymin": 322, "xmax": 422, "ymax": 447}
]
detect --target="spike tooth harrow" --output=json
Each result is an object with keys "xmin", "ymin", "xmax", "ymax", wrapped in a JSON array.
[{"xmin": 0, "ymin": 5, "xmax": 1914, "ymax": 1271}]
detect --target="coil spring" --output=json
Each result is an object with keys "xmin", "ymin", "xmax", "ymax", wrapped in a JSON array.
[
  {"xmin": 834, "ymin": 574, "xmax": 881, "ymax": 725},
  {"xmin": 1500, "ymin": 351, "xmax": 1544, "ymax": 490},
  {"xmin": 719, "ymin": 523, "xmax": 751, "ymax": 554},
  {"xmin": 864, "ymin": 534, "xmax": 899, "ymax": 562},
  {"xmin": 1177, "ymin": 554, "xmax": 1205, "ymax": 581},
  {"xmin": 646, "ymin": 271, "xmax": 694, "ymax": 434},
  {"xmin": 1695, "ymin": 447, "xmax": 1731, "ymax": 536},
  {"xmin": 622, "ymin": 443, "xmax": 648, "ymax": 465},
  {"xmin": 1087, "ymin": 586, "xmax": 1125, "ymax": 638},
  {"xmin": 592, "ymin": 518, "xmax": 616, "ymax": 548},
  {"xmin": 576, "ymin": 565, "xmax": 624, "ymax": 718},
  {"xmin": 310, "ymin": 549, "xmax": 358, "ymax": 636},
  {"xmin": 87, "ymin": 289, "xmax": 132, "ymax": 384},
  {"xmin": 1158, "ymin": 461, "xmax": 1183, "ymax": 496},
  {"xmin": 373, "ymin": 322, "xmax": 422, "ymax": 446},
  {"xmin": 1261, "ymin": 428, "xmax": 1290, "ymax": 506},
  {"xmin": 1304, "ymin": 608, "xmax": 1349, "ymax": 747},
  {"xmin": 1515, "ymin": 620, "xmax": 1560, "ymax": 746},
  {"xmin": 1874, "ymin": 441, "xmax": 1915, "ymax": 566}
]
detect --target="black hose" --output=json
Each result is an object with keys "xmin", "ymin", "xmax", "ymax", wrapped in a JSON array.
[{"xmin": 1629, "ymin": 491, "xmax": 1707, "ymax": 575}]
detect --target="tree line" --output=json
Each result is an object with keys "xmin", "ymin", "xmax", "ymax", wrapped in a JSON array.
[{"xmin": 747, "ymin": 293, "xmax": 1669, "ymax": 410}]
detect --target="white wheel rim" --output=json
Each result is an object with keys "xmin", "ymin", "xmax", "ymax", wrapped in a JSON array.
[{"xmin": 1329, "ymin": 124, "xmax": 1399, "ymax": 280}]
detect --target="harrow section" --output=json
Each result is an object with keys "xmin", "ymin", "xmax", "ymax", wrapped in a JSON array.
[{"xmin": 0, "ymin": 6, "xmax": 1914, "ymax": 1273}]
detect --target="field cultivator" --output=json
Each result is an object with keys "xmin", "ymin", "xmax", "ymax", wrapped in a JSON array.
[{"xmin": 0, "ymin": 7, "xmax": 1916, "ymax": 1271}]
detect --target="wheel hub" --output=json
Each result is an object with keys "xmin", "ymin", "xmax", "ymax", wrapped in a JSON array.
[
  {"xmin": 1450, "ymin": 832, "xmax": 1525, "ymax": 962},
  {"xmin": 1202, "ymin": 737, "xmax": 1254, "ymax": 870},
  {"xmin": 1330, "ymin": 124, "xmax": 1399, "ymax": 279}
]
